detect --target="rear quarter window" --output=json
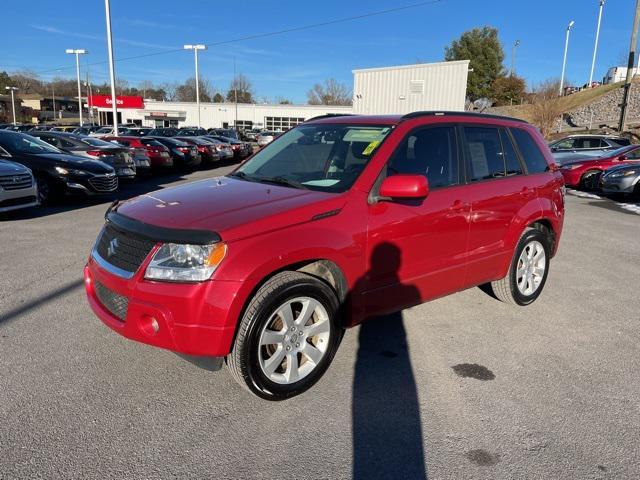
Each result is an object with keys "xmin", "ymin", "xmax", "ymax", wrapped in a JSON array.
[{"xmin": 510, "ymin": 128, "xmax": 550, "ymax": 174}]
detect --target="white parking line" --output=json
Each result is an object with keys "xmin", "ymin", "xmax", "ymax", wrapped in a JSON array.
[
  {"xmin": 615, "ymin": 202, "xmax": 640, "ymax": 215},
  {"xmin": 566, "ymin": 189, "xmax": 602, "ymax": 199},
  {"xmin": 566, "ymin": 188, "xmax": 640, "ymax": 215}
]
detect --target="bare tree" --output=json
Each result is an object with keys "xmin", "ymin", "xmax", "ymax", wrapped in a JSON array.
[
  {"xmin": 161, "ymin": 82, "xmax": 179, "ymax": 101},
  {"xmin": 174, "ymin": 77, "xmax": 214, "ymax": 102},
  {"xmin": 10, "ymin": 70, "xmax": 43, "ymax": 94},
  {"xmin": 226, "ymin": 74, "xmax": 254, "ymax": 103},
  {"xmin": 530, "ymin": 79, "xmax": 564, "ymax": 137},
  {"xmin": 306, "ymin": 78, "xmax": 352, "ymax": 106}
]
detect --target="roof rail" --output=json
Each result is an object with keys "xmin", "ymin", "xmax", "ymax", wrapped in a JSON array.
[
  {"xmin": 305, "ymin": 113, "xmax": 356, "ymax": 122},
  {"xmin": 401, "ymin": 111, "xmax": 529, "ymax": 124}
]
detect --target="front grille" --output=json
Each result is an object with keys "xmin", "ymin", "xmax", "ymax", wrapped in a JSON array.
[
  {"xmin": 0, "ymin": 195, "xmax": 37, "ymax": 208},
  {"xmin": 95, "ymin": 224, "xmax": 156, "ymax": 274},
  {"xmin": 94, "ymin": 280, "xmax": 128, "ymax": 321},
  {"xmin": 88, "ymin": 175, "xmax": 118, "ymax": 192},
  {"xmin": 0, "ymin": 173, "xmax": 32, "ymax": 191}
]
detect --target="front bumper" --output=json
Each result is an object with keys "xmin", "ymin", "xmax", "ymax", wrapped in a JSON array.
[
  {"xmin": 0, "ymin": 184, "xmax": 39, "ymax": 213},
  {"xmin": 601, "ymin": 176, "xmax": 638, "ymax": 194},
  {"xmin": 559, "ymin": 169, "xmax": 581, "ymax": 187},
  {"xmin": 84, "ymin": 254, "xmax": 242, "ymax": 357},
  {"xmin": 63, "ymin": 173, "xmax": 118, "ymax": 196}
]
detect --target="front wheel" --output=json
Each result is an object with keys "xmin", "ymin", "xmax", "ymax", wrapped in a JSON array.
[
  {"xmin": 491, "ymin": 228, "xmax": 550, "ymax": 306},
  {"xmin": 226, "ymin": 271, "xmax": 343, "ymax": 400},
  {"xmin": 580, "ymin": 170, "xmax": 602, "ymax": 190},
  {"xmin": 35, "ymin": 175, "xmax": 54, "ymax": 205}
]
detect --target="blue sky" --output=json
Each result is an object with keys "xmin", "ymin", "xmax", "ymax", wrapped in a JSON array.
[{"xmin": 0, "ymin": 0, "xmax": 636, "ymax": 103}]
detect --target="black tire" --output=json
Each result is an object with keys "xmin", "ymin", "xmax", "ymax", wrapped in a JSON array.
[
  {"xmin": 580, "ymin": 170, "xmax": 602, "ymax": 191},
  {"xmin": 226, "ymin": 271, "xmax": 342, "ymax": 400},
  {"xmin": 35, "ymin": 175, "xmax": 55, "ymax": 205},
  {"xmin": 491, "ymin": 228, "xmax": 551, "ymax": 306}
]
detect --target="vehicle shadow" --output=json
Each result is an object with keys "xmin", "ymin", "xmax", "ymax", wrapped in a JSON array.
[{"xmin": 351, "ymin": 243, "xmax": 428, "ymax": 480}]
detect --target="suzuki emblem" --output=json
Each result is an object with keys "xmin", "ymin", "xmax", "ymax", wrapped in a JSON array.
[{"xmin": 107, "ymin": 238, "xmax": 119, "ymax": 258}]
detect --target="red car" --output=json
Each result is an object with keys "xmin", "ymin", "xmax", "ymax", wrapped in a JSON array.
[
  {"xmin": 559, "ymin": 144, "xmax": 640, "ymax": 189},
  {"xmin": 175, "ymin": 136, "xmax": 221, "ymax": 164},
  {"xmin": 103, "ymin": 135, "xmax": 173, "ymax": 170},
  {"xmin": 85, "ymin": 112, "xmax": 564, "ymax": 399}
]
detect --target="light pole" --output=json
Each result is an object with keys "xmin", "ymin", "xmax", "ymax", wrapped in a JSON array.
[
  {"xmin": 5, "ymin": 86, "xmax": 18, "ymax": 125},
  {"xmin": 559, "ymin": 20, "xmax": 575, "ymax": 96},
  {"xmin": 619, "ymin": 0, "xmax": 640, "ymax": 131},
  {"xmin": 589, "ymin": 0, "xmax": 605, "ymax": 88},
  {"xmin": 65, "ymin": 49, "xmax": 87, "ymax": 126},
  {"xmin": 104, "ymin": 0, "xmax": 119, "ymax": 135},
  {"xmin": 511, "ymin": 40, "xmax": 520, "ymax": 76},
  {"xmin": 184, "ymin": 44, "xmax": 207, "ymax": 128}
]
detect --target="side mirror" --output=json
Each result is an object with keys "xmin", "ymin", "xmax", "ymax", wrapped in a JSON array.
[
  {"xmin": 618, "ymin": 155, "xmax": 627, "ymax": 161},
  {"xmin": 379, "ymin": 175, "xmax": 429, "ymax": 200}
]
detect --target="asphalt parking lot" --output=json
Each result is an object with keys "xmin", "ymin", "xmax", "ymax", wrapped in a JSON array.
[{"xmin": 1, "ymin": 166, "xmax": 639, "ymax": 480}]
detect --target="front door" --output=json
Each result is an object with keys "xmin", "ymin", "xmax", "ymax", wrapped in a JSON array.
[{"xmin": 363, "ymin": 125, "xmax": 471, "ymax": 317}]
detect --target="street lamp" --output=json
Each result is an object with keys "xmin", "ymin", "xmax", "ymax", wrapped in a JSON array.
[
  {"xmin": 65, "ymin": 48, "xmax": 87, "ymax": 126},
  {"xmin": 589, "ymin": 0, "xmax": 606, "ymax": 88},
  {"xmin": 104, "ymin": 0, "xmax": 119, "ymax": 136},
  {"xmin": 184, "ymin": 44, "xmax": 207, "ymax": 128},
  {"xmin": 511, "ymin": 40, "xmax": 521, "ymax": 76},
  {"xmin": 5, "ymin": 86, "xmax": 18, "ymax": 125},
  {"xmin": 559, "ymin": 20, "xmax": 575, "ymax": 96}
]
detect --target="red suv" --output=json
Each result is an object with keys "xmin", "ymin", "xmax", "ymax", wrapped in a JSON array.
[{"xmin": 84, "ymin": 112, "xmax": 564, "ymax": 399}]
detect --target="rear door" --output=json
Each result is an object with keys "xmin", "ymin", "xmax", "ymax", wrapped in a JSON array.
[
  {"xmin": 459, "ymin": 125, "xmax": 537, "ymax": 286},
  {"xmin": 364, "ymin": 124, "xmax": 471, "ymax": 316}
]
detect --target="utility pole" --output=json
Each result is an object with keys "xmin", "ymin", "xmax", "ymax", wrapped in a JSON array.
[
  {"xmin": 5, "ymin": 86, "xmax": 18, "ymax": 125},
  {"xmin": 51, "ymin": 82, "xmax": 56, "ymax": 122},
  {"xmin": 511, "ymin": 40, "xmax": 520, "ymax": 76},
  {"xmin": 588, "ymin": 0, "xmax": 605, "ymax": 88},
  {"xmin": 234, "ymin": 57, "xmax": 238, "ymax": 132},
  {"xmin": 183, "ymin": 44, "xmax": 207, "ymax": 128},
  {"xmin": 65, "ymin": 49, "xmax": 87, "ymax": 126},
  {"xmin": 104, "ymin": 0, "xmax": 119, "ymax": 136},
  {"xmin": 619, "ymin": 0, "xmax": 640, "ymax": 132}
]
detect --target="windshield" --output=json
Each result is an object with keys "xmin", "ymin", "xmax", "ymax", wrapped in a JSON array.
[
  {"xmin": 0, "ymin": 132, "xmax": 62, "ymax": 154},
  {"xmin": 232, "ymin": 124, "xmax": 392, "ymax": 193},
  {"xmin": 81, "ymin": 137, "xmax": 116, "ymax": 147}
]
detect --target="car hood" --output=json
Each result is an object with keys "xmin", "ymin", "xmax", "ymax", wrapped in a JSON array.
[
  {"xmin": 603, "ymin": 161, "xmax": 640, "ymax": 174},
  {"xmin": 115, "ymin": 176, "xmax": 345, "ymax": 242},
  {"xmin": 31, "ymin": 153, "xmax": 114, "ymax": 172},
  {"xmin": 0, "ymin": 159, "xmax": 30, "ymax": 175}
]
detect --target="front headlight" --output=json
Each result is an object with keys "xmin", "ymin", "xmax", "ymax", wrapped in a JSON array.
[
  {"xmin": 144, "ymin": 242, "xmax": 227, "ymax": 282},
  {"xmin": 562, "ymin": 164, "xmax": 583, "ymax": 170},
  {"xmin": 608, "ymin": 169, "xmax": 638, "ymax": 178},
  {"xmin": 54, "ymin": 166, "xmax": 90, "ymax": 176}
]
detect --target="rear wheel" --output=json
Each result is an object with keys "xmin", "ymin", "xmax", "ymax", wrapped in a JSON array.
[
  {"xmin": 227, "ymin": 271, "xmax": 342, "ymax": 400},
  {"xmin": 491, "ymin": 228, "xmax": 550, "ymax": 306},
  {"xmin": 580, "ymin": 170, "xmax": 602, "ymax": 190}
]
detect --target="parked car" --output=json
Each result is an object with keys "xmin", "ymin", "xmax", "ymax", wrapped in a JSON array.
[
  {"xmin": 175, "ymin": 137, "xmax": 221, "ymax": 164},
  {"xmin": 101, "ymin": 135, "xmax": 166, "ymax": 174},
  {"xmin": 202, "ymin": 138, "xmax": 234, "ymax": 161},
  {"xmin": 256, "ymin": 131, "xmax": 276, "ymax": 147},
  {"xmin": 124, "ymin": 127, "xmax": 152, "ymax": 137},
  {"xmin": 147, "ymin": 128, "xmax": 180, "ymax": 137},
  {"xmin": 4, "ymin": 124, "xmax": 35, "ymax": 132},
  {"xmin": 558, "ymin": 144, "xmax": 640, "ymax": 189},
  {"xmin": 136, "ymin": 137, "xmax": 174, "ymax": 170},
  {"xmin": 0, "ymin": 159, "xmax": 39, "ymax": 213},
  {"xmin": 71, "ymin": 126, "xmax": 101, "ymax": 136},
  {"xmin": 207, "ymin": 135, "xmax": 252, "ymax": 159},
  {"xmin": 51, "ymin": 126, "xmax": 80, "ymax": 133},
  {"xmin": 600, "ymin": 163, "xmax": 640, "ymax": 197},
  {"xmin": 30, "ymin": 132, "xmax": 137, "ymax": 180},
  {"xmin": 208, "ymin": 128, "xmax": 238, "ymax": 140},
  {"xmin": 84, "ymin": 111, "xmax": 564, "ymax": 400},
  {"xmin": 0, "ymin": 131, "xmax": 117, "ymax": 204},
  {"xmin": 90, "ymin": 126, "xmax": 131, "ymax": 138},
  {"xmin": 148, "ymin": 136, "xmax": 201, "ymax": 169},
  {"xmin": 178, "ymin": 127, "xmax": 208, "ymax": 136},
  {"xmin": 549, "ymin": 134, "xmax": 631, "ymax": 164}
]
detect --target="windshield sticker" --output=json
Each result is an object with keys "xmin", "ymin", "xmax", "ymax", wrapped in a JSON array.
[
  {"xmin": 302, "ymin": 179, "xmax": 341, "ymax": 187},
  {"xmin": 362, "ymin": 140, "xmax": 380, "ymax": 156}
]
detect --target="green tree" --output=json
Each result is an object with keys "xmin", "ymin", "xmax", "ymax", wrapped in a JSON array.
[
  {"xmin": 491, "ymin": 74, "xmax": 526, "ymax": 106},
  {"xmin": 226, "ymin": 74, "xmax": 254, "ymax": 103},
  {"xmin": 213, "ymin": 92, "xmax": 224, "ymax": 103},
  {"xmin": 445, "ymin": 26, "xmax": 505, "ymax": 100},
  {"xmin": 0, "ymin": 71, "xmax": 12, "ymax": 91}
]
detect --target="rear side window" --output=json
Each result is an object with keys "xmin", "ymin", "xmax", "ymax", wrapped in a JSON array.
[
  {"xmin": 463, "ymin": 127, "xmax": 509, "ymax": 181},
  {"xmin": 499, "ymin": 129, "xmax": 523, "ymax": 176},
  {"xmin": 388, "ymin": 126, "xmax": 459, "ymax": 189},
  {"xmin": 510, "ymin": 128, "xmax": 549, "ymax": 173}
]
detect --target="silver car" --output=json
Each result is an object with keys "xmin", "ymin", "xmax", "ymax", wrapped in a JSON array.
[
  {"xmin": 601, "ymin": 163, "xmax": 640, "ymax": 196},
  {"xmin": 0, "ymin": 159, "xmax": 38, "ymax": 213}
]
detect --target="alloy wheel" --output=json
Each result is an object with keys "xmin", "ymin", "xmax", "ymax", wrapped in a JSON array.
[
  {"xmin": 516, "ymin": 240, "xmax": 546, "ymax": 296},
  {"xmin": 258, "ymin": 297, "xmax": 331, "ymax": 385}
]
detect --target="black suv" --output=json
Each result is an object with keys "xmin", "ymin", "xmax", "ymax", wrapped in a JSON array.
[{"xmin": 0, "ymin": 131, "xmax": 117, "ymax": 204}]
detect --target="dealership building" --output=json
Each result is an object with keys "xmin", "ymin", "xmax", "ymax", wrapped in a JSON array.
[{"xmin": 87, "ymin": 59, "xmax": 469, "ymax": 129}]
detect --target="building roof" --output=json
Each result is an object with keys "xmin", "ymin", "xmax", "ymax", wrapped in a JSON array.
[{"xmin": 352, "ymin": 59, "xmax": 470, "ymax": 74}]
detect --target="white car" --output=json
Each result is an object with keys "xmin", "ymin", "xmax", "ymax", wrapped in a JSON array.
[{"xmin": 257, "ymin": 131, "xmax": 277, "ymax": 147}]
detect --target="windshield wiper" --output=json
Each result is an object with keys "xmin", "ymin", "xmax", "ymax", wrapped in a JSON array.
[
  {"xmin": 256, "ymin": 176, "xmax": 309, "ymax": 190},
  {"xmin": 228, "ymin": 171, "xmax": 258, "ymax": 182}
]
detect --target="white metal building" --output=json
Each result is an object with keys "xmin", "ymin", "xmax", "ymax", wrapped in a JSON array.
[
  {"xmin": 603, "ymin": 66, "xmax": 639, "ymax": 84},
  {"xmin": 106, "ymin": 101, "xmax": 353, "ymax": 130},
  {"xmin": 352, "ymin": 60, "xmax": 469, "ymax": 114}
]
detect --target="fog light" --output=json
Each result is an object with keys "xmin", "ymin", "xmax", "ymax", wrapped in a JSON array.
[{"xmin": 140, "ymin": 315, "xmax": 160, "ymax": 336}]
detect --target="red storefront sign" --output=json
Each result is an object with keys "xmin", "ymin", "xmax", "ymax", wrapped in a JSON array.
[{"xmin": 89, "ymin": 95, "xmax": 144, "ymax": 109}]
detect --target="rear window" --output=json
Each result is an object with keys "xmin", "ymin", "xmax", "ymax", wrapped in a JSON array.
[{"xmin": 510, "ymin": 128, "xmax": 549, "ymax": 174}]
